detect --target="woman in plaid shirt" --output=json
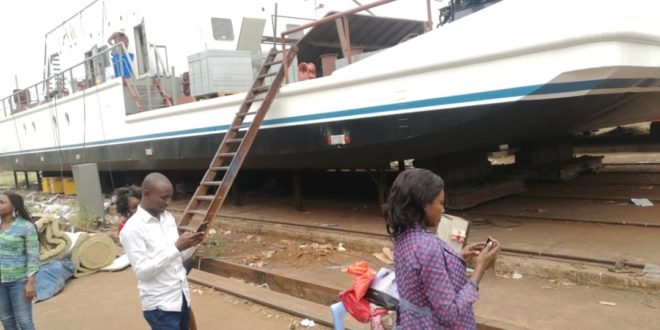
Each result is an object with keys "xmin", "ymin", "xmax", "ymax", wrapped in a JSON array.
[
  {"xmin": 386, "ymin": 169, "xmax": 500, "ymax": 329},
  {"xmin": 0, "ymin": 192, "xmax": 39, "ymax": 330}
]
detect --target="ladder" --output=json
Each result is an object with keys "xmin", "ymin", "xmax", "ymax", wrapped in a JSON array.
[{"xmin": 177, "ymin": 46, "xmax": 298, "ymax": 232}]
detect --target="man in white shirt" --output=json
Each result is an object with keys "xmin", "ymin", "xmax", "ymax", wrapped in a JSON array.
[{"xmin": 120, "ymin": 173, "xmax": 204, "ymax": 330}]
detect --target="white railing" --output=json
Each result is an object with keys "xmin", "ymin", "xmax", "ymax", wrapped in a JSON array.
[{"xmin": 1, "ymin": 43, "xmax": 138, "ymax": 119}]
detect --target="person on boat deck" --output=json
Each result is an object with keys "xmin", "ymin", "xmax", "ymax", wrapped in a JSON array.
[
  {"xmin": 108, "ymin": 29, "xmax": 129, "ymax": 51},
  {"xmin": 385, "ymin": 168, "xmax": 500, "ymax": 330},
  {"xmin": 0, "ymin": 192, "xmax": 39, "ymax": 330},
  {"xmin": 115, "ymin": 185, "xmax": 142, "ymax": 235},
  {"xmin": 120, "ymin": 173, "xmax": 204, "ymax": 330}
]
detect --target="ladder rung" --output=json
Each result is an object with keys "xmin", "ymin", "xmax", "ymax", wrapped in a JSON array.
[
  {"xmin": 195, "ymin": 195, "xmax": 215, "ymax": 201},
  {"xmin": 237, "ymin": 111, "xmax": 258, "ymax": 117},
  {"xmin": 187, "ymin": 210, "xmax": 207, "ymax": 216},
  {"xmin": 252, "ymin": 85, "xmax": 271, "ymax": 93},
  {"xmin": 202, "ymin": 180, "xmax": 223, "ymax": 186},
  {"xmin": 225, "ymin": 138, "xmax": 243, "ymax": 144},
  {"xmin": 257, "ymin": 72, "xmax": 277, "ymax": 79},
  {"xmin": 246, "ymin": 96, "xmax": 266, "ymax": 103},
  {"xmin": 230, "ymin": 124, "xmax": 251, "ymax": 130},
  {"xmin": 217, "ymin": 152, "xmax": 236, "ymax": 157},
  {"xmin": 264, "ymin": 60, "xmax": 282, "ymax": 66},
  {"xmin": 210, "ymin": 166, "xmax": 230, "ymax": 171}
]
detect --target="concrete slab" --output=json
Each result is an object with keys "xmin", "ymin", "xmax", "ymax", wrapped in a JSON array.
[
  {"xmin": 476, "ymin": 273, "xmax": 660, "ymax": 330},
  {"xmin": 466, "ymin": 196, "xmax": 660, "ymax": 226},
  {"xmin": 188, "ymin": 269, "xmax": 365, "ymax": 330},
  {"xmin": 522, "ymin": 181, "xmax": 660, "ymax": 202}
]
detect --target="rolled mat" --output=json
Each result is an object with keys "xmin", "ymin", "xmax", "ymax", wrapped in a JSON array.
[
  {"xmin": 70, "ymin": 233, "xmax": 120, "ymax": 278},
  {"xmin": 99, "ymin": 254, "xmax": 130, "ymax": 272},
  {"xmin": 35, "ymin": 217, "xmax": 72, "ymax": 262}
]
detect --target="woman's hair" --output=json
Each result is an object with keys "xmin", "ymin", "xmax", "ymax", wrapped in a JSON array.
[
  {"xmin": 115, "ymin": 185, "xmax": 142, "ymax": 217},
  {"xmin": 2, "ymin": 192, "xmax": 32, "ymax": 222},
  {"xmin": 385, "ymin": 168, "xmax": 445, "ymax": 238}
]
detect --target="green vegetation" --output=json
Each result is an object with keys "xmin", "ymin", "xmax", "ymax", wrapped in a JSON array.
[{"xmin": 0, "ymin": 171, "xmax": 39, "ymax": 190}]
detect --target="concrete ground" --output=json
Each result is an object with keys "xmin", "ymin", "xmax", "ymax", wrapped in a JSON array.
[{"xmin": 34, "ymin": 270, "xmax": 318, "ymax": 330}]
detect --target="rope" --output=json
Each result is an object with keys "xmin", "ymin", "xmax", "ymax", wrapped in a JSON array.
[{"xmin": 94, "ymin": 86, "xmax": 116, "ymax": 190}]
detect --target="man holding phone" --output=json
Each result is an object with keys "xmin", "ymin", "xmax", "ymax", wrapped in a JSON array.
[{"xmin": 120, "ymin": 172, "xmax": 204, "ymax": 330}]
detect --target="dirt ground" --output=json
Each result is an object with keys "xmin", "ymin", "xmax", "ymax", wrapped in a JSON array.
[
  {"xmin": 34, "ymin": 270, "xmax": 327, "ymax": 330},
  {"xmin": 199, "ymin": 229, "xmax": 660, "ymax": 330}
]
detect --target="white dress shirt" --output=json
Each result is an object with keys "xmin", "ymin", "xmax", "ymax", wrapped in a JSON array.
[{"xmin": 119, "ymin": 205, "xmax": 195, "ymax": 312}]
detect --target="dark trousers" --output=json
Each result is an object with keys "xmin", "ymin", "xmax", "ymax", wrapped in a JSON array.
[{"xmin": 143, "ymin": 293, "xmax": 190, "ymax": 330}]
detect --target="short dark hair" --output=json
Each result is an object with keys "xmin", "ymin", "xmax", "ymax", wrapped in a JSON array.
[
  {"xmin": 142, "ymin": 172, "xmax": 172, "ymax": 191},
  {"xmin": 114, "ymin": 186, "xmax": 142, "ymax": 217},
  {"xmin": 1, "ymin": 192, "xmax": 32, "ymax": 221},
  {"xmin": 385, "ymin": 168, "xmax": 445, "ymax": 238}
]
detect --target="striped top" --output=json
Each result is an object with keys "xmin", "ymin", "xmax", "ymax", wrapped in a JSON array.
[{"xmin": 0, "ymin": 217, "xmax": 40, "ymax": 283}]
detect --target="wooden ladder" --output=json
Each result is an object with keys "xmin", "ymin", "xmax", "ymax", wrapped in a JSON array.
[{"xmin": 177, "ymin": 46, "xmax": 298, "ymax": 232}]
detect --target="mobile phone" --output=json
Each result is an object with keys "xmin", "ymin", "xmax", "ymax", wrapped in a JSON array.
[
  {"xmin": 196, "ymin": 221, "xmax": 209, "ymax": 233},
  {"xmin": 485, "ymin": 236, "xmax": 495, "ymax": 250}
]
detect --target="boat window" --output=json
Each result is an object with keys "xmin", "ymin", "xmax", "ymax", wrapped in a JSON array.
[
  {"xmin": 23, "ymin": 124, "xmax": 27, "ymax": 134},
  {"xmin": 65, "ymin": 112, "xmax": 70, "ymax": 125},
  {"xmin": 211, "ymin": 18, "xmax": 234, "ymax": 41},
  {"xmin": 32, "ymin": 122, "xmax": 36, "ymax": 132}
]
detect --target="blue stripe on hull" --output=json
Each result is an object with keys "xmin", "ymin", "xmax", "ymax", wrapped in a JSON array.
[{"xmin": 1, "ymin": 78, "xmax": 658, "ymax": 157}]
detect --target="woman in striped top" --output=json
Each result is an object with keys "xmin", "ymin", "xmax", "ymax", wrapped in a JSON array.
[
  {"xmin": 0, "ymin": 192, "xmax": 39, "ymax": 330},
  {"xmin": 385, "ymin": 169, "xmax": 500, "ymax": 329}
]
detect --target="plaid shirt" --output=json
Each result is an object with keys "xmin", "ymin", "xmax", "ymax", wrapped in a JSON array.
[
  {"xmin": 0, "ymin": 217, "xmax": 40, "ymax": 283},
  {"xmin": 394, "ymin": 226, "xmax": 478, "ymax": 329}
]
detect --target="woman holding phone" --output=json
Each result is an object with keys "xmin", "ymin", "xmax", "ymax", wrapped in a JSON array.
[{"xmin": 385, "ymin": 169, "xmax": 500, "ymax": 329}]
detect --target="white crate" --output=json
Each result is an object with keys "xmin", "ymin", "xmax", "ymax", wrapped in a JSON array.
[{"xmin": 188, "ymin": 50, "xmax": 254, "ymax": 96}]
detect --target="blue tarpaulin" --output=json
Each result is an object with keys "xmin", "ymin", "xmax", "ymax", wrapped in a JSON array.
[{"xmin": 35, "ymin": 258, "xmax": 76, "ymax": 302}]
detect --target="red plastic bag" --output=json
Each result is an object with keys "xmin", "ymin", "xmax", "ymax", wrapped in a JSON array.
[
  {"xmin": 339, "ymin": 290, "xmax": 371, "ymax": 323},
  {"xmin": 345, "ymin": 261, "xmax": 375, "ymax": 300}
]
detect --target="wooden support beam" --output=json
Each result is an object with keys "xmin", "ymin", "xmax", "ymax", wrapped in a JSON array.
[
  {"xmin": 36, "ymin": 172, "xmax": 42, "ymax": 192},
  {"xmin": 24, "ymin": 172, "xmax": 29, "ymax": 189},
  {"xmin": 377, "ymin": 170, "xmax": 387, "ymax": 215},
  {"xmin": 292, "ymin": 171, "xmax": 303, "ymax": 212},
  {"xmin": 231, "ymin": 178, "xmax": 242, "ymax": 206}
]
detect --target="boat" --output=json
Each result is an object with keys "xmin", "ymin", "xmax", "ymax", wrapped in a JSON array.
[{"xmin": 2, "ymin": 0, "xmax": 660, "ymax": 173}]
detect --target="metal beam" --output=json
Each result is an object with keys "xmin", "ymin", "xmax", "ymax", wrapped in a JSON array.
[
  {"xmin": 281, "ymin": 0, "xmax": 395, "ymax": 37},
  {"xmin": 335, "ymin": 19, "xmax": 350, "ymax": 61},
  {"xmin": 301, "ymin": 40, "xmax": 387, "ymax": 51}
]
